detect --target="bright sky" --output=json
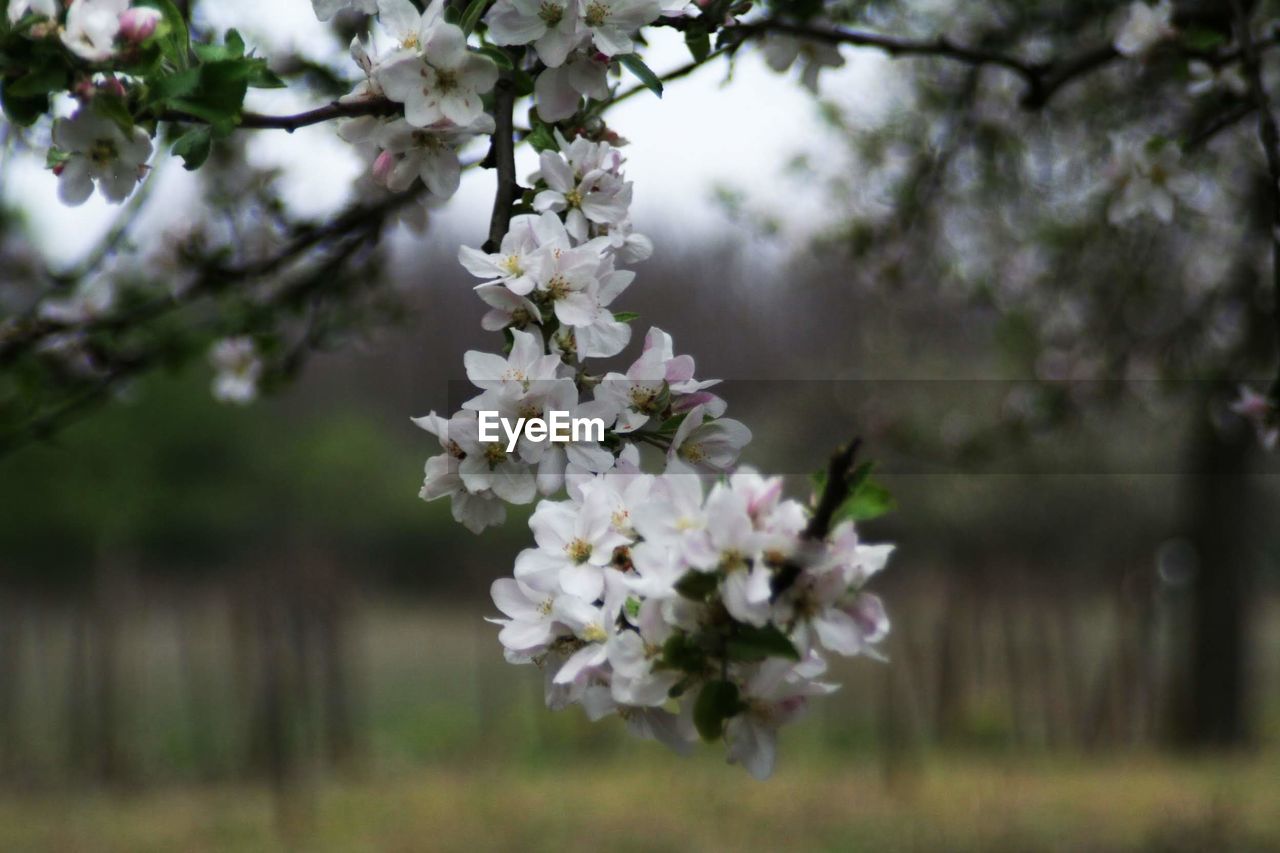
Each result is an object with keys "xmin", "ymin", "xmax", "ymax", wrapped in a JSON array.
[{"xmin": 2, "ymin": 1, "xmax": 898, "ymax": 268}]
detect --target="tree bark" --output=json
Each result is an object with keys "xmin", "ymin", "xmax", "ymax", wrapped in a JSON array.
[{"xmin": 1175, "ymin": 394, "xmax": 1258, "ymax": 747}]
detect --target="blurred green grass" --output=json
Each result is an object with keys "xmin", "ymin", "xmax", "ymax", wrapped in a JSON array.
[{"xmin": 1, "ymin": 752, "xmax": 1277, "ymax": 852}]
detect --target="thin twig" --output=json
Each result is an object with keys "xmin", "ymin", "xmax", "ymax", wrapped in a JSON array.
[{"xmin": 158, "ymin": 97, "xmax": 400, "ymax": 132}]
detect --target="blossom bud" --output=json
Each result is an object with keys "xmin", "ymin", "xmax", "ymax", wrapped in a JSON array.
[
  {"xmin": 117, "ymin": 7, "xmax": 162, "ymax": 43},
  {"xmin": 101, "ymin": 76, "xmax": 127, "ymax": 99},
  {"xmin": 372, "ymin": 150, "xmax": 397, "ymax": 185}
]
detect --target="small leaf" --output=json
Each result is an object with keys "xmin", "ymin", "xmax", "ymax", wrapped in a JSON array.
[
  {"xmin": 618, "ymin": 54, "xmax": 663, "ymax": 98},
  {"xmin": 6, "ymin": 65, "xmax": 67, "ymax": 98},
  {"xmin": 694, "ymin": 680, "xmax": 742, "ymax": 741},
  {"xmin": 476, "ymin": 45, "xmax": 513, "ymax": 69},
  {"xmin": 459, "ymin": 0, "xmax": 488, "ymax": 35},
  {"xmin": 135, "ymin": 0, "xmax": 190, "ymax": 69},
  {"xmin": 685, "ymin": 28, "xmax": 710, "ymax": 63},
  {"xmin": 92, "ymin": 95, "xmax": 134, "ymax": 132},
  {"xmin": 0, "ymin": 82, "xmax": 47, "ymax": 126},
  {"xmin": 511, "ymin": 67, "xmax": 536, "ymax": 97},
  {"xmin": 674, "ymin": 570, "xmax": 718, "ymax": 601},
  {"xmin": 1180, "ymin": 26, "xmax": 1227, "ymax": 52},
  {"xmin": 660, "ymin": 633, "xmax": 707, "ymax": 674},
  {"xmin": 658, "ymin": 412, "xmax": 688, "ymax": 434},
  {"xmin": 525, "ymin": 123, "xmax": 557, "ymax": 152},
  {"xmin": 727, "ymin": 624, "xmax": 800, "ymax": 662},
  {"xmin": 612, "ymin": 311, "xmax": 640, "ymax": 323},
  {"xmin": 834, "ymin": 476, "xmax": 896, "ymax": 523},
  {"xmin": 171, "ymin": 126, "xmax": 212, "ymax": 169}
]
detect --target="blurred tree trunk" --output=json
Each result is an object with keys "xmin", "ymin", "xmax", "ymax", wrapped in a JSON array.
[{"xmin": 1174, "ymin": 394, "xmax": 1258, "ymax": 747}]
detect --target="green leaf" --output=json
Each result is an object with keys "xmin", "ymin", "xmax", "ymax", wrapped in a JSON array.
[
  {"xmin": 476, "ymin": 45, "xmax": 513, "ymax": 69},
  {"xmin": 147, "ymin": 67, "xmax": 200, "ymax": 103},
  {"xmin": 246, "ymin": 63, "xmax": 286, "ymax": 89},
  {"xmin": 459, "ymin": 0, "xmax": 488, "ymax": 35},
  {"xmin": 727, "ymin": 624, "xmax": 800, "ymax": 662},
  {"xmin": 657, "ymin": 412, "xmax": 688, "ymax": 434},
  {"xmin": 685, "ymin": 28, "xmax": 710, "ymax": 63},
  {"xmin": 624, "ymin": 596, "xmax": 641, "ymax": 619},
  {"xmin": 612, "ymin": 311, "xmax": 640, "ymax": 323},
  {"xmin": 618, "ymin": 54, "xmax": 663, "ymax": 98},
  {"xmin": 171, "ymin": 126, "xmax": 212, "ymax": 170},
  {"xmin": 694, "ymin": 680, "xmax": 742, "ymax": 741},
  {"xmin": 511, "ymin": 66, "xmax": 536, "ymax": 97},
  {"xmin": 0, "ymin": 81, "xmax": 47, "ymax": 126},
  {"xmin": 135, "ymin": 0, "xmax": 190, "ymax": 69},
  {"xmin": 91, "ymin": 95, "xmax": 135, "ymax": 132},
  {"xmin": 834, "ymin": 476, "xmax": 896, "ymax": 523},
  {"xmin": 525, "ymin": 123, "xmax": 557, "ymax": 152},
  {"xmin": 660, "ymin": 633, "xmax": 707, "ymax": 674},
  {"xmin": 6, "ymin": 65, "xmax": 67, "ymax": 98},
  {"xmin": 1181, "ymin": 27, "xmax": 1227, "ymax": 52},
  {"xmin": 673, "ymin": 570, "xmax": 718, "ymax": 601}
]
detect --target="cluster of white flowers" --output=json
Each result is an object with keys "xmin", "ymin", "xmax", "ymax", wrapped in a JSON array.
[
  {"xmin": 335, "ymin": 0, "xmax": 499, "ymax": 203},
  {"xmin": 490, "ymin": 465, "xmax": 892, "ymax": 778},
  {"xmin": 407, "ymin": 127, "xmax": 893, "ymax": 777},
  {"xmin": 7, "ymin": 0, "xmax": 160, "ymax": 59}
]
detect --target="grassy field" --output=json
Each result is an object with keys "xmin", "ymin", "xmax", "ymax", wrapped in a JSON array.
[{"xmin": 1, "ymin": 751, "xmax": 1278, "ymax": 852}]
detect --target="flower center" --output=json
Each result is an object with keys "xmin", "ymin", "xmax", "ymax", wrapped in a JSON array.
[
  {"xmin": 680, "ymin": 442, "xmax": 706, "ymax": 463},
  {"xmin": 546, "ymin": 274, "xmax": 571, "ymax": 299},
  {"xmin": 563, "ymin": 188, "xmax": 583, "ymax": 208},
  {"xmin": 584, "ymin": 1, "xmax": 608, "ymax": 27},
  {"xmin": 435, "ymin": 67, "xmax": 458, "ymax": 92},
  {"xmin": 411, "ymin": 130, "xmax": 445, "ymax": 152},
  {"xmin": 538, "ymin": 1, "xmax": 563, "ymax": 25},
  {"xmin": 89, "ymin": 139, "xmax": 117, "ymax": 165},
  {"xmin": 566, "ymin": 538, "xmax": 592, "ymax": 564},
  {"xmin": 500, "ymin": 254, "xmax": 523, "ymax": 276},
  {"xmin": 483, "ymin": 443, "xmax": 506, "ymax": 465},
  {"xmin": 581, "ymin": 623, "xmax": 607, "ymax": 643}
]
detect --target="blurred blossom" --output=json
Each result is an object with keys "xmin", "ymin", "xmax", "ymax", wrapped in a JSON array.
[
  {"xmin": 1113, "ymin": 0, "xmax": 1175, "ymax": 59},
  {"xmin": 209, "ymin": 337, "xmax": 263, "ymax": 405}
]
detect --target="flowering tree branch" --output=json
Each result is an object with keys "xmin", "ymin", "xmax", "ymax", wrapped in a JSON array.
[{"xmin": 158, "ymin": 96, "xmax": 400, "ymax": 132}]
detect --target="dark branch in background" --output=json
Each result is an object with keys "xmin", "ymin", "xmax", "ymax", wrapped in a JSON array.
[
  {"xmin": 1232, "ymin": 0, "xmax": 1280, "ymax": 400},
  {"xmin": 1186, "ymin": 101, "xmax": 1258, "ymax": 150},
  {"xmin": 771, "ymin": 437, "xmax": 863, "ymax": 599},
  {"xmin": 159, "ymin": 96, "xmax": 400, "ymax": 132},
  {"xmin": 483, "ymin": 68, "xmax": 520, "ymax": 253}
]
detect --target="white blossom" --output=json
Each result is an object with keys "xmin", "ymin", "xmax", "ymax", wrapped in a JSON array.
[
  {"xmin": 762, "ymin": 33, "xmax": 845, "ymax": 93},
  {"xmin": 7, "ymin": 0, "xmax": 57, "ymax": 24},
  {"xmin": 51, "ymin": 110, "xmax": 152, "ymax": 206},
  {"xmin": 311, "ymin": 0, "xmax": 376, "ymax": 20},
  {"xmin": 1113, "ymin": 0, "xmax": 1175, "ymax": 59},
  {"xmin": 209, "ymin": 337, "xmax": 262, "ymax": 405},
  {"xmin": 61, "ymin": 0, "xmax": 128, "ymax": 61}
]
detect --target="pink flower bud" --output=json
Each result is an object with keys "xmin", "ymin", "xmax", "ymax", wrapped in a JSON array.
[
  {"xmin": 372, "ymin": 150, "xmax": 397, "ymax": 185},
  {"xmin": 52, "ymin": 163, "xmax": 65, "ymax": 176},
  {"xmin": 101, "ymin": 76, "xmax": 127, "ymax": 99},
  {"xmin": 117, "ymin": 7, "xmax": 161, "ymax": 43}
]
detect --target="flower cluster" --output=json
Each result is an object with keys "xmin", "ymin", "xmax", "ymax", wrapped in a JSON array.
[
  {"xmin": 484, "ymin": 0, "xmax": 664, "ymax": 120},
  {"xmin": 490, "ymin": 464, "xmax": 891, "ymax": 778},
  {"xmin": 411, "ymin": 129, "xmax": 893, "ymax": 777},
  {"xmin": 336, "ymin": 0, "xmax": 499, "ymax": 203}
]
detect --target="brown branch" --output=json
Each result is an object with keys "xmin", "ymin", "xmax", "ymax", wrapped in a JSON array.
[
  {"xmin": 483, "ymin": 71, "xmax": 519, "ymax": 253},
  {"xmin": 158, "ymin": 97, "xmax": 400, "ymax": 132},
  {"xmin": 770, "ymin": 436, "xmax": 863, "ymax": 599}
]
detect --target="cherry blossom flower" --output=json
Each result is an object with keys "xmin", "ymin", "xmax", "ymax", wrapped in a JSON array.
[
  {"xmin": 762, "ymin": 33, "xmax": 846, "ymax": 93},
  {"xmin": 1113, "ymin": 0, "xmax": 1175, "ymax": 59},
  {"xmin": 1106, "ymin": 137, "xmax": 1197, "ymax": 225},
  {"xmin": 51, "ymin": 110, "xmax": 152, "ymax": 205},
  {"xmin": 8, "ymin": 0, "xmax": 57, "ymax": 24},
  {"xmin": 311, "ymin": 0, "xmax": 376, "ymax": 20},
  {"xmin": 532, "ymin": 145, "xmax": 633, "ymax": 242},
  {"xmin": 577, "ymin": 0, "xmax": 661, "ymax": 56},
  {"xmin": 667, "ymin": 404, "xmax": 752, "ymax": 474},
  {"xmin": 209, "ymin": 337, "xmax": 262, "ymax": 405},
  {"xmin": 1230, "ymin": 385, "xmax": 1279, "ymax": 452},
  {"xmin": 725, "ymin": 655, "xmax": 837, "ymax": 779},
  {"xmin": 375, "ymin": 0, "xmax": 499, "ymax": 127},
  {"xmin": 1187, "ymin": 60, "xmax": 1247, "ymax": 98},
  {"xmin": 61, "ymin": 0, "xmax": 129, "ymax": 61},
  {"xmin": 485, "ymin": 0, "xmax": 584, "ymax": 67},
  {"xmin": 534, "ymin": 52, "xmax": 611, "ymax": 122}
]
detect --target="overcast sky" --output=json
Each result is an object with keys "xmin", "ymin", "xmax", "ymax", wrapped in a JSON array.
[{"xmin": 2, "ymin": 1, "xmax": 897, "ymax": 268}]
